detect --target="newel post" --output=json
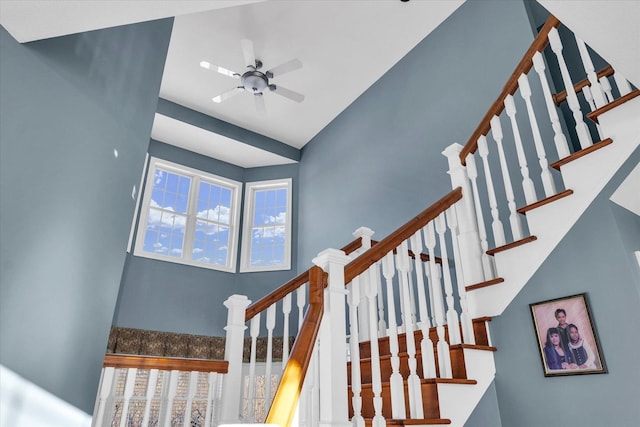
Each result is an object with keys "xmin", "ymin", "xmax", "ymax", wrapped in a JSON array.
[
  {"xmin": 313, "ymin": 248, "xmax": 351, "ymax": 427},
  {"xmin": 220, "ymin": 294, "xmax": 251, "ymax": 424},
  {"xmin": 442, "ymin": 143, "xmax": 485, "ymax": 285}
]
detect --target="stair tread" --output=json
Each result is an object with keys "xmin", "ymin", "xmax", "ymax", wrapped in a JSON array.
[
  {"xmin": 587, "ymin": 89, "xmax": 640, "ymax": 123},
  {"xmin": 466, "ymin": 277, "xmax": 504, "ymax": 291},
  {"xmin": 486, "ymin": 235, "xmax": 537, "ymax": 256},
  {"xmin": 550, "ymin": 138, "xmax": 613, "ymax": 170},
  {"xmin": 517, "ymin": 189, "xmax": 574, "ymax": 215},
  {"xmin": 387, "ymin": 418, "xmax": 452, "ymax": 425},
  {"xmin": 354, "ymin": 378, "xmax": 478, "ymax": 388}
]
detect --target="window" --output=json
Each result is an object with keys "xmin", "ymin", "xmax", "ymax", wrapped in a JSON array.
[
  {"xmin": 134, "ymin": 158, "xmax": 241, "ymax": 272},
  {"xmin": 240, "ymin": 179, "xmax": 292, "ymax": 272}
]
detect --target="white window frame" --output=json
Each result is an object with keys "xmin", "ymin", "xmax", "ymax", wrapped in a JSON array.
[
  {"xmin": 240, "ymin": 178, "xmax": 292, "ymax": 272},
  {"xmin": 134, "ymin": 157, "xmax": 242, "ymax": 272}
]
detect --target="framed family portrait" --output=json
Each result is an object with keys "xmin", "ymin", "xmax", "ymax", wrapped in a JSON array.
[{"xmin": 530, "ymin": 293, "xmax": 606, "ymax": 377}]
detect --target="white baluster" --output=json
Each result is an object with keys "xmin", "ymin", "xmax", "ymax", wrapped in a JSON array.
[
  {"xmin": 381, "ymin": 251, "xmax": 406, "ymax": 418},
  {"xmin": 397, "ymin": 239, "xmax": 424, "ymax": 418},
  {"xmin": 490, "ymin": 115, "xmax": 524, "ymax": 241},
  {"xmin": 247, "ymin": 313, "xmax": 260, "ymax": 421},
  {"xmin": 282, "ymin": 293, "xmax": 292, "ymax": 366},
  {"xmin": 141, "ymin": 369, "xmax": 159, "ymax": 427},
  {"xmin": 354, "ymin": 227, "xmax": 375, "ymax": 342},
  {"xmin": 183, "ymin": 371, "xmax": 199, "ymax": 427},
  {"xmin": 204, "ymin": 372, "xmax": 218, "ymax": 427},
  {"xmin": 365, "ymin": 263, "xmax": 386, "ymax": 427},
  {"xmin": 118, "ymin": 368, "xmax": 137, "ymax": 427},
  {"xmin": 446, "ymin": 205, "xmax": 475, "ymax": 345},
  {"xmin": 347, "ymin": 277, "xmax": 365, "ymax": 427},
  {"xmin": 575, "ymin": 36, "xmax": 607, "ymax": 108},
  {"xmin": 465, "ymin": 153, "xmax": 496, "ymax": 280},
  {"xmin": 395, "ymin": 251, "xmax": 407, "ymax": 334},
  {"xmin": 297, "ymin": 285, "xmax": 306, "ymax": 332},
  {"xmin": 435, "ymin": 213, "xmax": 461, "ymax": 346},
  {"xmin": 613, "ymin": 71, "xmax": 632, "ymax": 96},
  {"xmin": 409, "ymin": 230, "xmax": 437, "ymax": 379},
  {"xmin": 518, "ymin": 73, "xmax": 557, "ymax": 197},
  {"xmin": 504, "ymin": 93, "xmax": 537, "ymax": 205},
  {"xmin": 532, "ymin": 52, "xmax": 571, "ymax": 159},
  {"xmin": 599, "ymin": 76, "xmax": 614, "ymax": 103},
  {"xmin": 582, "ymin": 85, "xmax": 597, "ymax": 111},
  {"xmin": 93, "ymin": 367, "xmax": 115, "ymax": 427},
  {"xmin": 265, "ymin": 304, "xmax": 277, "ymax": 407},
  {"xmin": 376, "ymin": 265, "xmax": 387, "ymax": 338},
  {"xmin": 423, "ymin": 221, "xmax": 452, "ymax": 378},
  {"xmin": 548, "ymin": 27, "xmax": 593, "ymax": 149},
  {"xmin": 582, "ymin": 86, "xmax": 604, "ymax": 140},
  {"xmin": 478, "ymin": 135, "xmax": 506, "ymax": 247},
  {"xmin": 220, "ymin": 295, "xmax": 251, "ymax": 424},
  {"xmin": 162, "ymin": 370, "xmax": 179, "ymax": 427}
]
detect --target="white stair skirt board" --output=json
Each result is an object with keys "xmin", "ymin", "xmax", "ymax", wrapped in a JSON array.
[
  {"xmin": 437, "ymin": 349, "xmax": 496, "ymax": 427},
  {"xmin": 468, "ymin": 97, "xmax": 640, "ymax": 318}
]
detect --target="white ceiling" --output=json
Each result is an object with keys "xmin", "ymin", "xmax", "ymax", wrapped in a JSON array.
[{"xmin": 0, "ymin": 0, "xmax": 465, "ymax": 166}]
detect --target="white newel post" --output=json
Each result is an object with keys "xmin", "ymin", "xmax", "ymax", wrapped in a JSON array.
[
  {"xmin": 313, "ymin": 248, "xmax": 351, "ymax": 427},
  {"xmin": 221, "ymin": 294, "xmax": 251, "ymax": 424},
  {"xmin": 442, "ymin": 143, "xmax": 485, "ymax": 286}
]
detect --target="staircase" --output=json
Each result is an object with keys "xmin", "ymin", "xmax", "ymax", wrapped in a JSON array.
[{"xmin": 92, "ymin": 14, "xmax": 639, "ymax": 427}]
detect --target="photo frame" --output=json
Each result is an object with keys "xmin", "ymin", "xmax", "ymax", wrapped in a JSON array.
[{"xmin": 530, "ymin": 293, "xmax": 606, "ymax": 377}]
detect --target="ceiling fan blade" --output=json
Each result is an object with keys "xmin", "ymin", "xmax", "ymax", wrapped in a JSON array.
[
  {"xmin": 200, "ymin": 61, "xmax": 240, "ymax": 79},
  {"xmin": 266, "ymin": 58, "xmax": 302, "ymax": 78},
  {"xmin": 271, "ymin": 85, "xmax": 305, "ymax": 103},
  {"xmin": 241, "ymin": 39, "xmax": 256, "ymax": 68},
  {"xmin": 254, "ymin": 94, "xmax": 266, "ymax": 114},
  {"xmin": 212, "ymin": 87, "xmax": 244, "ymax": 103}
]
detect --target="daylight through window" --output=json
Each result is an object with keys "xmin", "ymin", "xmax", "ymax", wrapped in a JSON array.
[
  {"xmin": 241, "ymin": 179, "xmax": 292, "ymax": 272},
  {"xmin": 134, "ymin": 158, "xmax": 241, "ymax": 272}
]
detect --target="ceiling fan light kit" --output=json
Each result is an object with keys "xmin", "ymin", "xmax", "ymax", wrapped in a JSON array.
[{"xmin": 201, "ymin": 39, "xmax": 304, "ymax": 110}]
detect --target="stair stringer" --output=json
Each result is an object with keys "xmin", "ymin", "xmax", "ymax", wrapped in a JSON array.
[
  {"xmin": 467, "ymin": 97, "xmax": 640, "ymax": 318},
  {"xmin": 434, "ymin": 349, "xmax": 496, "ymax": 427}
]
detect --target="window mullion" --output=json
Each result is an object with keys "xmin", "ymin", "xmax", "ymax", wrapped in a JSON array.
[{"xmin": 183, "ymin": 175, "xmax": 199, "ymax": 262}]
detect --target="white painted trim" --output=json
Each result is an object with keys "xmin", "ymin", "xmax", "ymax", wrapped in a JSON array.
[
  {"xmin": 127, "ymin": 153, "xmax": 149, "ymax": 253},
  {"xmin": 133, "ymin": 157, "xmax": 242, "ymax": 272},
  {"xmin": 239, "ymin": 178, "xmax": 293, "ymax": 273}
]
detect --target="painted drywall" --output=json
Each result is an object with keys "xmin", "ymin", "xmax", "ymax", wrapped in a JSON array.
[
  {"xmin": 0, "ymin": 19, "xmax": 173, "ymax": 413},
  {"xmin": 465, "ymin": 380, "xmax": 503, "ymax": 427},
  {"xmin": 113, "ymin": 140, "xmax": 299, "ymax": 336},
  {"xmin": 297, "ymin": 0, "xmax": 548, "ymax": 269},
  {"xmin": 491, "ymin": 147, "xmax": 640, "ymax": 427}
]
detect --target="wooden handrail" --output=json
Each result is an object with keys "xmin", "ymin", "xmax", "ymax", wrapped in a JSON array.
[
  {"xmin": 553, "ymin": 65, "xmax": 614, "ymax": 105},
  {"xmin": 344, "ymin": 187, "xmax": 462, "ymax": 285},
  {"xmin": 245, "ymin": 237, "xmax": 363, "ymax": 322},
  {"xmin": 459, "ymin": 15, "xmax": 561, "ymax": 164},
  {"xmin": 103, "ymin": 353, "xmax": 228, "ymax": 373},
  {"xmin": 265, "ymin": 265, "xmax": 326, "ymax": 427}
]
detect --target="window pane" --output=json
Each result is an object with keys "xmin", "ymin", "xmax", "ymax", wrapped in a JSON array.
[
  {"xmin": 151, "ymin": 168, "xmax": 190, "ymax": 214},
  {"xmin": 193, "ymin": 220, "xmax": 229, "ymax": 266}
]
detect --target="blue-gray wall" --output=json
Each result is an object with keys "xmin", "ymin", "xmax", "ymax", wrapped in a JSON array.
[
  {"xmin": 0, "ymin": 20, "xmax": 173, "ymax": 413},
  {"xmin": 491, "ymin": 146, "xmax": 640, "ymax": 427},
  {"xmin": 297, "ymin": 0, "xmax": 543, "ymax": 268},
  {"xmin": 112, "ymin": 140, "xmax": 299, "ymax": 336}
]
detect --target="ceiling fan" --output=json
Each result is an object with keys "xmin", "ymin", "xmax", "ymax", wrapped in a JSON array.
[{"xmin": 200, "ymin": 39, "xmax": 304, "ymax": 112}]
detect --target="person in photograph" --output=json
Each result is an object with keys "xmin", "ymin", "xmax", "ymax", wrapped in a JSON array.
[
  {"xmin": 554, "ymin": 308, "xmax": 570, "ymax": 346},
  {"xmin": 543, "ymin": 327, "xmax": 574, "ymax": 370},
  {"xmin": 567, "ymin": 324, "xmax": 597, "ymax": 369}
]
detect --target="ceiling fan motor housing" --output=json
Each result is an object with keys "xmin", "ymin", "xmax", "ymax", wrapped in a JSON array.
[{"xmin": 242, "ymin": 70, "xmax": 269, "ymax": 94}]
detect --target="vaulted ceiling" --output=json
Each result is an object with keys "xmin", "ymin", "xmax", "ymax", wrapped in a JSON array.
[{"xmin": 1, "ymin": 1, "xmax": 637, "ymax": 167}]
